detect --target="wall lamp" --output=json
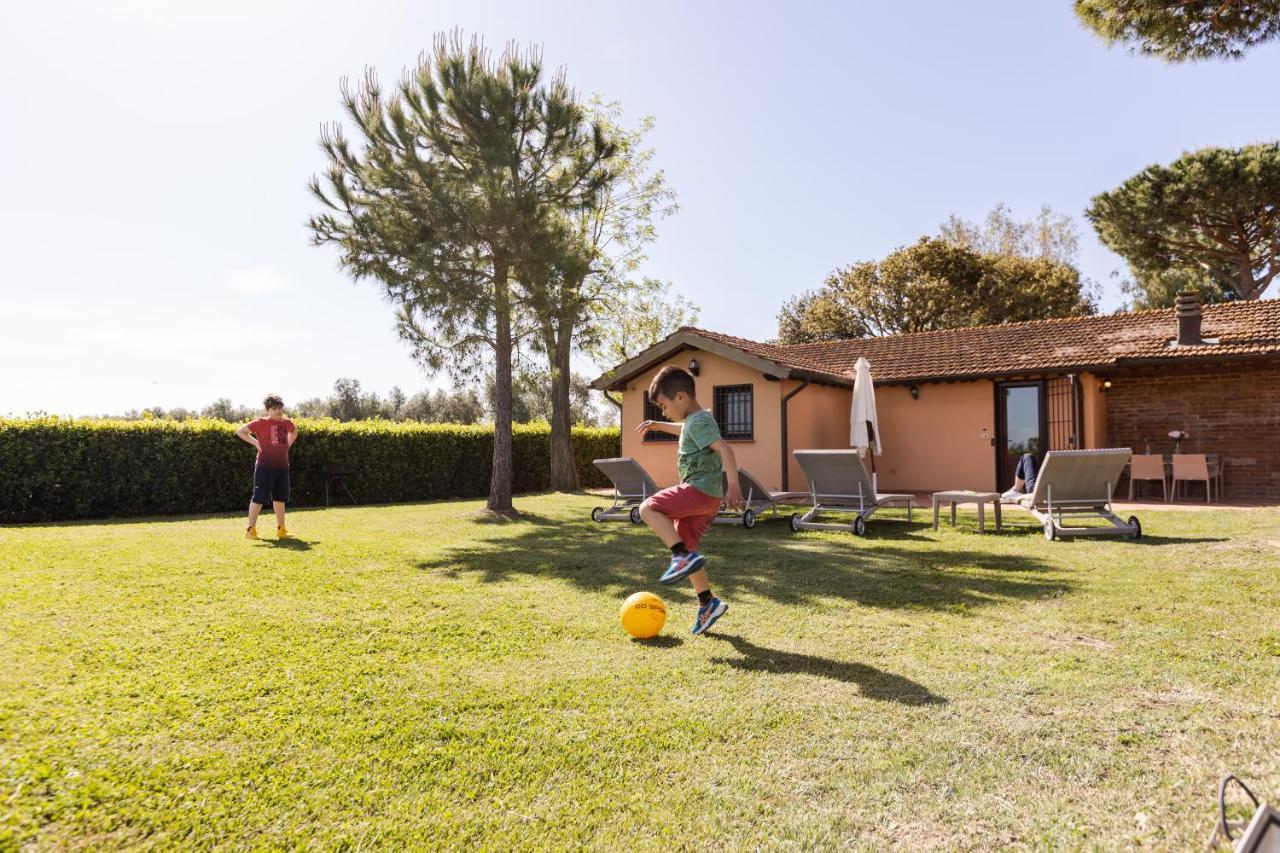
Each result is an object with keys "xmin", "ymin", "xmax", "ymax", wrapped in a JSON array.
[
  {"xmin": 688, "ymin": 358, "xmax": 700, "ymax": 377},
  {"xmin": 1098, "ymin": 379, "xmax": 1113, "ymax": 393},
  {"xmin": 909, "ymin": 384, "xmax": 919, "ymax": 400}
]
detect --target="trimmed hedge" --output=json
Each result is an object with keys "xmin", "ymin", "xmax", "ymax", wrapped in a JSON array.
[{"xmin": 0, "ymin": 418, "xmax": 620, "ymax": 523}]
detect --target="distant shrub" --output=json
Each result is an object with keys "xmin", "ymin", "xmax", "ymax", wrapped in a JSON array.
[{"xmin": 0, "ymin": 418, "xmax": 619, "ymax": 522}]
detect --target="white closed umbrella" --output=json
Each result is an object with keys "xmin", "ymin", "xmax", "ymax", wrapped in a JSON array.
[{"xmin": 850, "ymin": 357, "xmax": 881, "ymax": 492}]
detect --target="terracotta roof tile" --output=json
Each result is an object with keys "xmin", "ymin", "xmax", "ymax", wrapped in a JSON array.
[{"xmin": 681, "ymin": 299, "xmax": 1280, "ymax": 384}]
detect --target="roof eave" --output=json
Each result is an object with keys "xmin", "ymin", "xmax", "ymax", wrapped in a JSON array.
[
  {"xmin": 871, "ymin": 350, "xmax": 1280, "ymax": 385},
  {"xmin": 590, "ymin": 329, "xmax": 823, "ymax": 392}
]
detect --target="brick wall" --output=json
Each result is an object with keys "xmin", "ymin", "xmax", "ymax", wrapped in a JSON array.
[{"xmin": 1105, "ymin": 361, "xmax": 1280, "ymax": 500}]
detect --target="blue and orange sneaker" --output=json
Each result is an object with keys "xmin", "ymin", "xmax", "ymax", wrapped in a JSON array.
[
  {"xmin": 691, "ymin": 597, "xmax": 728, "ymax": 635},
  {"xmin": 659, "ymin": 551, "xmax": 706, "ymax": 585}
]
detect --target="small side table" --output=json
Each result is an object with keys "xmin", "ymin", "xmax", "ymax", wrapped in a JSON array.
[{"xmin": 932, "ymin": 490, "xmax": 1002, "ymax": 533}]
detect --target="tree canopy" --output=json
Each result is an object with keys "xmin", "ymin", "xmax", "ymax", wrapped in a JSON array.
[
  {"xmin": 308, "ymin": 34, "xmax": 615, "ymax": 512},
  {"xmin": 584, "ymin": 278, "xmax": 700, "ymax": 371},
  {"xmin": 519, "ymin": 100, "xmax": 674, "ymax": 489},
  {"xmin": 939, "ymin": 203, "xmax": 1081, "ymax": 266},
  {"xmin": 1086, "ymin": 143, "xmax": 1280, "ymax": 301},
  {"xmin": 777, "ymin": 212, "xmax": 1097, "ymax": 343},
  {"xmin": 1074, "ymin": 0, "xmax": 1280, "ymax": 61}
]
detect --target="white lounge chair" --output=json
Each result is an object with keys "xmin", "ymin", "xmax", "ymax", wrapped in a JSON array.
[
  {"xmin": 590, "ymin": 457, "xmax": 660, "ymax": 524},
  {"xmin": 789, "ymin": 450, "xmax": 915, "ymax": 535},
  {"xmin": 1005, "ymin": 448, "xmax": 1141, "ymax": 541},
  {"xmin": 713, "ymin": 468, "xmax": 808, "ymax": 529}
]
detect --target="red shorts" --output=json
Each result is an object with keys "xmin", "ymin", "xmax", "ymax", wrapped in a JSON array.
[{"xmin": 643, "ymin": 483, "xmax": 722, "ymax": 551}]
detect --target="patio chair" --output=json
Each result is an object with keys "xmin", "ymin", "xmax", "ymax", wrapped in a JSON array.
[
  {"xmin": 1128, "ymin": 454, "xmax": 1168, "ymax": 502},
  {"xmin": 1005, "ymin": 448, "xmax": 1141, "ymax": 541},
  {"xmin": 1172, "ymin": 454, "xmax": 1214, "ymax": 503},
  {"xmin": 590, "ymin": 457, "xmax": 660, "ymax": 523},
  {"xmin": 713, "ymin": 468, "xmax": 808, "ymax": 529},
  {"xmin": 788, "ymin": 450, "xmax": 915, "ymax": 536}
]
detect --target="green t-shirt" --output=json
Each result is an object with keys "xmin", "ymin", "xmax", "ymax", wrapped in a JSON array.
[{"xmin": 678, "ymin": 410, "xmax": 724, "ymax": 498}]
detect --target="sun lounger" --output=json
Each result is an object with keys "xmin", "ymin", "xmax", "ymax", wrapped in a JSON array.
[
  {"xmin": 591, "ymin": 457, "xmax": 660, "ymax": 523},
  {"xmin": 713, "ymin": 468, "xmax": 808, "ymax": 528},
  {"xmin": 789, "ymin": 450, "xmax": 915, "ymax": 535},
  {"xmin": 1003, "ymin": 448, "xmax": 1141, "ymax": 540}
]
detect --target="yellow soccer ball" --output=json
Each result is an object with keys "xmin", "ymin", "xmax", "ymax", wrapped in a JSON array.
[{"xmin": 620, "ymin": 591, "xmax": 667, "ymax": 639}]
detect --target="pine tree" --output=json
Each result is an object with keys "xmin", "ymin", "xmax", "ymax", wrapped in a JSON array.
[{"xmin": 309, "ymin": 34, "xmax": 614, "ymax": 513}]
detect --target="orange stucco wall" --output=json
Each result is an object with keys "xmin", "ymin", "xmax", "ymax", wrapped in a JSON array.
[
  {"xmin": 873, "ymin": 381, "xmax": 998, "ymax": 493},
  {"xmin": 619, "ymin": 349, "xmax": 783, "ymax": 489},
  {"xmin": 780, "ymin": 380, "xmax": 852, "ymax": 491},
  {"xmin": 616, "ymin": 356, "xmax": 1119, "ymax": 496}
]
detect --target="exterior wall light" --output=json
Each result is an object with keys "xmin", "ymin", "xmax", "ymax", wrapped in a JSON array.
[
  {"xmin": 688, "ymin": 358, "xmax": 700, "ymax": 377},
  {"xmin": 909, "ymin": 384, "xmax": 919, "ymax": 400},
  {"xmin": 1099, "ymin": 379, "xmax": 1113, "ymax": 393}
]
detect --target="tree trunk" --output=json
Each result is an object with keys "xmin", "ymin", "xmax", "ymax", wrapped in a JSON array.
[
  {"xmin": 546, "ymin": 321, "xmax": 578, "ymax": 492},
  {"xmin": 489, "ymin": 268, "xmax": 515, "ymax": 514}
]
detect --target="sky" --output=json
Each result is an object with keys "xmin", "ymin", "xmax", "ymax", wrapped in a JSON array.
[{"xmin": 3, "ymin": 0, "xmax": 1278, "ymax": 416}]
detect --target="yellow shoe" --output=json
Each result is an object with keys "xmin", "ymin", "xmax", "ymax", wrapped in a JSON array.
[
  {"xmin": 245, "ymin": 526, "xmax": 258, "ymax": 540},
  {"xmin": 277, "ymin": 525, "xmax": 290, "ymax": 539}
]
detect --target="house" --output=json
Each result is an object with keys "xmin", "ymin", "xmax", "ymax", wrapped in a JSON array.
[{"xmin": 591, "ymin": 292, "xmax": 1280, "ymax": 500}]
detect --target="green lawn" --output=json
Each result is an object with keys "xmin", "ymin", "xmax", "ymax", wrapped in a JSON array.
[{"xmin": 2, "ymin": 496, "xmax": 1278, "ymax": 850}]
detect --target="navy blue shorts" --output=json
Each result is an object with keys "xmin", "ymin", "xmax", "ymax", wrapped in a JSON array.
[{"xmin": 252, "ymin": 465, "xmax": 290, "ymax": 505}]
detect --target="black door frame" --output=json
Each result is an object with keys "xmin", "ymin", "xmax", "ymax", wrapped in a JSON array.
[{"xmin": 994, "ymin": 380, "xmax": 1048, "ymax": 489}]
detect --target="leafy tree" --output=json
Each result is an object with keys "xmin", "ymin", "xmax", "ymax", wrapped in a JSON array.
[
  {"xmin": 387, "ymin": 386, "xmax": 406, "ymax": 419},
  {"xmin": 940, "ymin": 203, "xmax": 1080, "ymax": 265},
  {"xmin": 332, "ymin": 378, "xmax": 368, "ymax": 421},
  {"xmin": 519, "ymin": 371, "xmax": 601, "ymax": 426},
  {"xmin": 308, "ymin": 34, "xmax": 614, "ymax": 514},
  {"xmin": 777, "ymin": 288, "xmax": 869, "ymax": 344},
  {"xmin": 402, "ymin": 387, "xmax": 485, "ymax": 423},
  {"xmin": 201, "ymin": 399, "xmax": 255, "ymax": 422},
  {"xmin": 777, "ymin": 237, "xmax": 1096, "ymax": 342},
  {"xmin": 524, "ymin": 101, "xmax": 673, "ymax": 490},
  {"xmin": 1116, "ymin": 267, "xmax": 1231, "ymax": 309},
  {"xmin": 294, "ymin": 378, "xmax": 391, "ymax": 420},
  {"xmin": 1075, "ymin": 0, "xmax": 1280, "ymax": 61},
  {"xmin": 584, "ymin": 278, "xmax": 699, "ymax": 372},
  {"xmin": 1086, "ymin": 143, "xmax": 1280, "ymax": 301}
]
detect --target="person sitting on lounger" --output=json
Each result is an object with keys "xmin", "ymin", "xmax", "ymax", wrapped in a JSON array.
[{"xmin": 1001, "ymin": 452, "xmax": 1039, "ymax": 502}]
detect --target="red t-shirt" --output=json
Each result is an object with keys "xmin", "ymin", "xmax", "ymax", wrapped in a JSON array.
[{"xmin": 249, "ymin": 417, "xmax": 296, "ymax": 469}]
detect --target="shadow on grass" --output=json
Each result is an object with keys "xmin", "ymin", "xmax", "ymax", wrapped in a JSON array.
[
  {"xmin": 471, "ymin": 511, "xmax": 557, "ymax": 526},
  {"xmin": 415, "ymin": 512, "xmax": 1074, "ymax": 611},
  {"xmin": 1130, "ymin": 535, "xmax": 1229, "ymax": 546},
  {"xmin": 255, "ymin": 537, "xmax": 318, "ymax": 551},
  {"xmin": 707, "ymin": 634, "xmax": 945, "ymax": 705},
  {"xmin": 632, "ymin": 635, "xmax": 683, "ymax": 648},
  {"xmin": 993, "ymin": 521, "xmax": 1229, "ymax": 547}
]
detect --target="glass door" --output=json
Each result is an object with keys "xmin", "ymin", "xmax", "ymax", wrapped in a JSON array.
[{"xmin": 996, "ymin": 382, "xmax": 1046, "ymax": 489}]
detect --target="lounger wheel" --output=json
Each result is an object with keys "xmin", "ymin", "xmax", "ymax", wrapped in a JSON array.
[
  {"xmin": 742, "ymin": 509, "xmax": 756, "ymax": 529},
  {"xmin": 629, "ymin": 506, "xmax": 642, "ymax": 524},
  {"xmin": 853, "ymin": 516, "xmax": 866, "ymax": 536},
  {"xmin": 590, "ymin": 507, "xmax": 604, "ymax": 522},
  {"xmin": 1126, "ymin": 515, "xmax": 1142, "ymax": 540},
  {"xmin": 1043, "ymin": 518, "xmax": 1056, "ymax": 541},
  {"xmin": 788, "ymin": 513, "xmax": 802, "ymax": 532}
]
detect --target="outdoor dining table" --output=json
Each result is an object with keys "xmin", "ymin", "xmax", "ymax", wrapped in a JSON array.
[{"xmin": 1123, "ymin": 453, "xmax": 1224, "ymax": 498}]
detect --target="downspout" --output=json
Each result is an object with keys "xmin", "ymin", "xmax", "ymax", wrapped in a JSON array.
[
  {"xmin": 602, "ymin": 390, "xmax": 622, "ymax": 410},
  {"xmin": 780, "ymin": 379, "xmax": 810, "ymax": 491}
]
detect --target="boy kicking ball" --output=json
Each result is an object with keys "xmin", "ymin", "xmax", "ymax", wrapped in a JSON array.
[
  {"xmin": 236, "ymin": 394, "xmax": 297, "ymax": 540},
  {"xmin": 636, "ymin": 366, "xmax": 744, "ymax": 635}
]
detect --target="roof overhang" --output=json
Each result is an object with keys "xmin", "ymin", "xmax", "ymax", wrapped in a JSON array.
[
  {"xmin": 590, "ymin": 329, "xmax": 851, "ymax": 392},
  {"xmin": 870, "ymin": 350, "xmax": 1280, "ymax": 386}
]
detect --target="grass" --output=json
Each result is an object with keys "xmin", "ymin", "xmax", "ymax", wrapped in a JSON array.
[{"xmin": 2, "ymin": 495, "xmax": 1278, "ymax": 850}]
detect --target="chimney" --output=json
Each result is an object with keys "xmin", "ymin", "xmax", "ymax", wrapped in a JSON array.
[{"xmin": 1175, "ymin": 289, "xmax": 1203, "ymax": 346}]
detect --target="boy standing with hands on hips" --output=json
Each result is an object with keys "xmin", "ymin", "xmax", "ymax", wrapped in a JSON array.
[
  {"xmin": 237, "ymin": 394, "xmax": 297, "ymax": 540},
  {"xmin": 636, "ymin": 366, "xmax": 743, "ymax": 635}
]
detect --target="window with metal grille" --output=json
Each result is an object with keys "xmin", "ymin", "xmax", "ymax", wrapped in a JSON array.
[
  {"xmin": 642, "ymin": 392, "xmax": 678, "ymax": 442},
  {"xmin": 713, "ymin": 384, "xmax": 754, "ymax": 441}
]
